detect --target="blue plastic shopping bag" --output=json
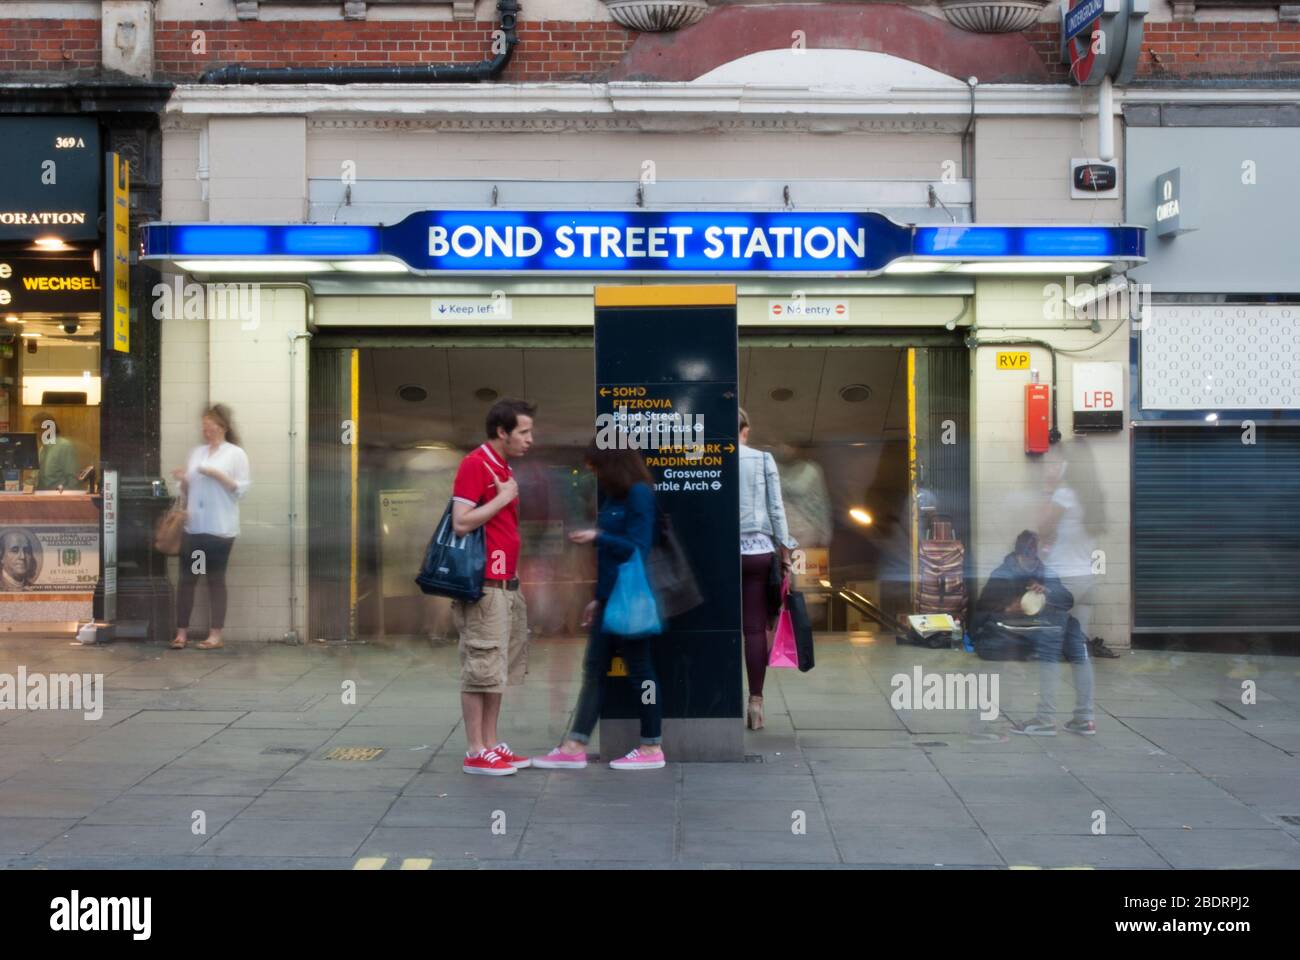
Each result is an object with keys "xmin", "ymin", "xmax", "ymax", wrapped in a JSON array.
[{"xmin": 603, "ymin": 550, "xmax": 663, "ymax": 638}]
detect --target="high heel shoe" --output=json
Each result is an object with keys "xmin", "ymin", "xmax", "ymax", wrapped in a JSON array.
[{"xmin": 747, "ymin": 695, "xmax": 764, "ymax": 731}]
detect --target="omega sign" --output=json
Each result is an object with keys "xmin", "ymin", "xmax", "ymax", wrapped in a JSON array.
[{"xmin": 1154, "ymin": 168, "xmax": 1192, "ymax": 237}]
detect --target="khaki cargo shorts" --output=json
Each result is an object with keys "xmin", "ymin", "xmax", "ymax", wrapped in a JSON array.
[{"xmin": 452, "ymin": 588, "xmax": 529, "ymax": 694}]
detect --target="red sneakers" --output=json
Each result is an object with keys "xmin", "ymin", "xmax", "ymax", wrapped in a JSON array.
[
  {"xmin": 492, "ymin": 742, "xmax": 531, "ymax": 769},
  {"xmin": 462, "ymin": 748, "xmax": 517, "ymax": 776}
]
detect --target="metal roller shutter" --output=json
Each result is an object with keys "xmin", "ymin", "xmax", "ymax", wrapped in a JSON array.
[{"xmin": 1133, "ymin": 425, "xmax": 1300, "ymax": 633}]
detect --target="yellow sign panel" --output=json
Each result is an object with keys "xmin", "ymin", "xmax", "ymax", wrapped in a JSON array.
[
  {"xmin": 111, "ymin": 155, "xmax": 130, "ymax": 353},
  {"xmin": 996, "ymin": 351, "xmax": 1031, "ymax": 370}
]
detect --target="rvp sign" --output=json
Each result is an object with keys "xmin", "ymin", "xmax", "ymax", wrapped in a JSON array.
[
  {"xmin": 1072, "ymin": 361, "xmax": 1123, "ymax": 432},
  {"xmin": 997, "ymin": 351, "xmax": 1031, "ymax": 370}
]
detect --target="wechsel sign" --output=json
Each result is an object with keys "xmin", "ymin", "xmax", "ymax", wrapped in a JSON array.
[{"xmin": 0, "ymin": 256, "xmax": 101, "ymax": 313}]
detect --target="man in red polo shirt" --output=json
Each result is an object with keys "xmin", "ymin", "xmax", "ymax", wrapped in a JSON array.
[{"xmin": 451, "ymin": 398, "xmax": 536, "ymax": 776}]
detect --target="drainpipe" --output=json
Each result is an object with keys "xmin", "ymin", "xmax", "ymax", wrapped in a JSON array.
[{"xmin": 200, "ymin": 0, "xmax": 519, "ymax": 84}]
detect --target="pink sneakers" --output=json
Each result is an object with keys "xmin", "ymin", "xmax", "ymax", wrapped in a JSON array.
[
  {"xmin": 610, "ymin": 748, "xmax": 666, "ymax": 771},
  {"xmin": 531, "ymin": 747, "xmax": 588, "ymax": 770}
]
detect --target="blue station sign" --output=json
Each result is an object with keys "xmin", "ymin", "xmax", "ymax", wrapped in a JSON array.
[{"xmin": 143, "ymin": 210, "xmax": 1146, "ymax": 275}]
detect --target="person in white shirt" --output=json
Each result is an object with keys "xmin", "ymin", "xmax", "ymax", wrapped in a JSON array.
[
  {"xmin": 168, "ymin": 405, "xmax": 251, "ymax": 650},
  {"xmin": 737, "ymin": 407, "xmax": 797, "ymax": 731}
]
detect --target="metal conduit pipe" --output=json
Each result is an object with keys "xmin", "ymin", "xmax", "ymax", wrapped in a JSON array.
[
  {"xmin": 200, "ymin": 0, "xmax": 519, "ymax": 84},
  {"xmin": 965, "ymin": 333, "xmax": 1063, "ymax": 445}
]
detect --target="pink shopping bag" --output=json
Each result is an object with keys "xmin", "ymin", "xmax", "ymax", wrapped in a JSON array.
[{"xmin": 769, "ymin": 575, "xmax": 798, "ymax": 669}]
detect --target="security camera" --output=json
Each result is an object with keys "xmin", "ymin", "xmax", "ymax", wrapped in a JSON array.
[{"xmin": 61, "ymin": 320, "xmax": 79, "ymax": 335}]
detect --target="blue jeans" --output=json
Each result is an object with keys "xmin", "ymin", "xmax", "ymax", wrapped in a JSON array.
[
  {"xmin": 1034, "ymin": 616, "xmax": 1095, "ymax": 724},
  {"xmin": 568, "ymin": 610, "xmax": 662, "ymax": 746}
]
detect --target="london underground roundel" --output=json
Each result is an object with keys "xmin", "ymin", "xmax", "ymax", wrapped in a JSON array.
[{"xmin": 1064, "ymin": 0, "xmax": 1104, "ymax": 84}]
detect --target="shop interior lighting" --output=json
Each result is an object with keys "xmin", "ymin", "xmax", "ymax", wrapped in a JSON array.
[
  {"xmin": 32, "ymin": 237, "xmax": 70, "ymax": 252},
  {"xmin": 19, "ymin": 332, "xmax": 40, "ymax": 338},
  {"xmin": 849, "ymin": 508, "xmax": 873, "ymax": 526}
]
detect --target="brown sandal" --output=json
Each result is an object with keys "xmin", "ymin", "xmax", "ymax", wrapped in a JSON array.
[
  {"xmin": 194, "ymin": 638, "xmax": 224, "ymax": 650},
  {"xmin": 169, "ymin": 637, "xmax": 187, "ymax": 649}
]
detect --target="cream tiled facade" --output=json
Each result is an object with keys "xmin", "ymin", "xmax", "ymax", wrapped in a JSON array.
[{"xmin": 156, "ymin": 54, "xmax": 1141, "ymax": 643}]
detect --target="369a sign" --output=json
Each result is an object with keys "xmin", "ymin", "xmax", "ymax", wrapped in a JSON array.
[{"xmin": 0, "ymin": 118, "xmax": 101, "ymax": 241}]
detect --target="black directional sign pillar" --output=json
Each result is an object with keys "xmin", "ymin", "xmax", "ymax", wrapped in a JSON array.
[{"xmin": 594, "ymin": 285, "xmax": 742, "ymax": 762}]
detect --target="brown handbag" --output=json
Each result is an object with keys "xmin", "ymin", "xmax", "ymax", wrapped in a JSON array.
[{"xmin": 154, "ymin": 497, "xmax": 187, "ymax": 555}]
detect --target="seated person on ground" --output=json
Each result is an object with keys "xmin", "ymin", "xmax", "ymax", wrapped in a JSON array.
[{"xmin": 973, "ymin": 530, "xmax": 1074, "ymax": 661}]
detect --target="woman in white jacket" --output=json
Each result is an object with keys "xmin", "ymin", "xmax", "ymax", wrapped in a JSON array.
[
  {"xmin": 169, "ymin": 404, "xmax": 252, "ymax": 650},
  {"xmin": 738, "ymin": 407, "xmax": 798, "ymax": 730}
]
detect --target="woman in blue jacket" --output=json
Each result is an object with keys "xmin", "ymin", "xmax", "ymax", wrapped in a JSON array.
[{"xmin": 533, "ymin": 438, "xmax": 665, "ymax": 771}]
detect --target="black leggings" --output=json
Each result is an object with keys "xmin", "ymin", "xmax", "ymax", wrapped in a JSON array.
[
  {"xmin": 177, "ymin": 533, "xmax": 236, "ymax": 630},
  {"xmin": 741, "ymin": 552, "xmax": 775, "ymax": 697}
]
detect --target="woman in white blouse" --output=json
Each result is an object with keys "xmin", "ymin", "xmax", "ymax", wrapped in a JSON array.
[{"xmin": 169, "ymin": 405, "xmax": 252, "ymax": 650}]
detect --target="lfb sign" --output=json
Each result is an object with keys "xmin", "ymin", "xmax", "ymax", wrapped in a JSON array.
[
  {"xmin": 1061, "ymin": 0, "xmax": 1148, "ymax": 86},
  {"xmin": 1073, "ymin": 362, "xmax": 1124, "ymax": 432}
]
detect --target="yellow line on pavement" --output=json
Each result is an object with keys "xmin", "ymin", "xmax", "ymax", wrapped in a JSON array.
[
  {"xmin": 400, "ymin": 858, "xmax": 433, "ymax": 870},
  {"xmin": 354, "ymin": 857, "xmax": 387, "ymax": 870}
]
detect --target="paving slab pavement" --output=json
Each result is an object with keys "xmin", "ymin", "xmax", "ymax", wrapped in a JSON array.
[{"xmin": 1, "ymin": 633, "xmax": 1298, "ymax": 869}]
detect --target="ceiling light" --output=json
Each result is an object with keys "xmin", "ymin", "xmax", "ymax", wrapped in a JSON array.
[
  {"xmin": 173, "ymin": 260, "xmax": 334, "ymax": 274},
  {"xmin": 398, "ymin": 384, "xmax": 428, "ymax": 403},
  {"xmin": 849, "ymin": 507, "xmax": 873, "ymax": 526},
  {"xmin": 20, "ymin": 332, "xmax": 40, "ymax": 338},
  {"xmin": 884, "ymin": 261, "xmax": 952, "ymax": 274},
  {"xmin": 475, "ymin": 387, "xmax": 499, "ymax": 402},
  {"xmin": 33, "ymin": 237, "xmax": 70, "ymax": 252},
  {"xmin": 839, "ymin": 384, "xmax": 871, "ymax": 403},
  {"xmin": 333, "ymin": 260, "xmax": 409, "ymax": 274},
  {"xmin": 770, "ymin": 388, "xmax": 794, "ymax": 402},
  {"xmin": 951, "ymin": 261, "xmax": 1110, "ymax": 275}
]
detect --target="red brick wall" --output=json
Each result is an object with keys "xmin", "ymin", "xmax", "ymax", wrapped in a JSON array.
[
  {"xmin": 0, "ymin": 20, "xmax": 100, "ymax": 74},
  {"xmin": 2, "ymin": 16, "xmax": 1298, "ymax": 83},
  {"xmin": 154, "ymin": 19, "xmax": 635, "ymax": 82},
  {"xmin": 1025, "ymin": 20, "xmax": 1300, "ymax": 81}
]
